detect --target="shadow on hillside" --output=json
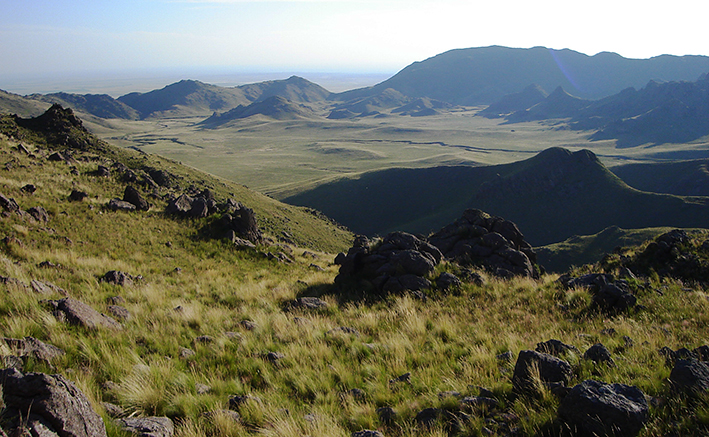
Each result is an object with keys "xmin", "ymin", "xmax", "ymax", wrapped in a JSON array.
[{"xmin": 294, "ymin": 279, "xmax": 391, "ymax": 307}]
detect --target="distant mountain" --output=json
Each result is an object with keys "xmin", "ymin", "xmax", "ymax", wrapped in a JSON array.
[
  {"xmin": 477, "ymin": 84, "xmax": 548, "ymax": 118},
  {"xmin": 507, "ymin": 86, "xmax": 590, "ymax": 122},
  {"xmin": 285, "ymin": 147, "xmax": 709, "ymax": 246},
  {"xmin": 117, "ymin": 79, "xmax": 251, "ymax": 118},
  {"xmin": 392, "ymin": 97, "xmax": 452, "ymax": 117},
  {"xmin": 611, "ymin": 159, "xmax": 709, "ymax": 197},
  {"xmin": 0, "ymin": 89, "xmax": 49, "ymax": 117},
  {"xmin": 238, "ymin": 75, "xmax": 331, "ymax": 103},
  {"xmin": 329, "ymin": 88, "xmax": 409, "ymax": 118},
  {"xmin": 199, "ymin": 96, "xmax": 316, "ymax": 127},
  {"xmin": 334, "ymin": 46, "xmax": 709, "ymax": 105},
  {"xmin": 117, "ymin": 76, "xmax": 330, "ymax": 119},
  {"xmin": 31, "ymin": 92, "xmax": 140, "ymax": 120}
]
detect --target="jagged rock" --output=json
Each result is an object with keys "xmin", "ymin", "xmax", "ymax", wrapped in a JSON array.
[
  {"xmin": 429, "ymin": 209, "xmax": 538, "ymax": 278},
  {"xmin": 584, "ymin": 343, "xmax": 615, "ymax": 366},
  {"xmin": 101, "ymin": 270, "xmax": 135, "ymax": 286},
  {"xmin": 118, "ymin": 416, "xmax": 174, "ymax": 437},
  {"xmin": 49, "ymin": 297, "xmax": 122, "ymax": 330},
  {"xmin": 2, "ymin": 336, "xmax": 65, "ymax": 363},
  {"xmin": 219, "ymin": 204, "xmax": 263, "ymax": 243},
  {"xmin": 108, "ymin": 198, "xmax": 136, "ymax": 211},
  {"xmin": 535, "ymin": 339, "xmax": 579, "ymax": 357},
  {"xmin": 376, "ymin": 407, "xmax": 396, "ymax": 425},
  {"xmin": 189, "ymin": 197, "xmax": 209, "ymax": 218},
  {"xmin": 669, "ymin": 359, "xmax": 709, "ymax": 394},
  {"xmin": 0, "ymin": 193, "xmax": 20, "ymax": 213},
  {"xmin": 147, "ymin": 169, "xmax": 174, "ymax": 188},
  {"xmin": 558, "ymin": 380, "xmax": 649, "ymax": 437},
  {"xmin": 436, "ymin": 272, "xmax": 462, "ymax": 290},
  {"xmin": 0, "ymin": 367, "xmax": 108, "ymax": 437},
  {"xmin": 335, "ymin": 232, "xmax": 440, "ymax": 294},
  {"xmin": 21, "ymin": 183, "xmax": 37, "ymax": 193},
  {"xmin": 512, "ymin": 350, "xmax": 573, "ymax": 396},
  {"xmin": 30, "ymin": 279, "xmax": 67, "ymax": 295},
  {"xmin": 108, "ymin": 305, "xmax": 130, "ymax": 321},
  {"xmin": 96, "ymin": 165, "xmax": 110, "ymax": 177},
  {"xmin": 123, "ymin": 186, "xmax": 149, "ymax": 211},
  {"xmin": 48, "ymin": 151, "xmax": 67, "ymax": 162},
  {"xmin": 165, "ymin": 194, "xmax": 193, "ymax": 215},
  {"xmin": 28, "ymin": 206, "xmax": 49, "ymax": 222},
  {"xmin": 68, "ymin": 190, "xmax": 88, "ymax": 201}
]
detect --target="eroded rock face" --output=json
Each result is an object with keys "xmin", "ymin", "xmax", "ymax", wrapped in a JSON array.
[
  {"xmin": 0, "ymin": 368, "xmax": 108, "ymax": 437},
  {"xmin": 428, "ymin": 209, "xmax": 538, "ymax": 278},
  {"xmin": 334, "ymin": 232, "xmax": 441, "ymax": 294},
  {"xmin": 558, "ymin": 380, "xmax": 649, "ymax": 437}
]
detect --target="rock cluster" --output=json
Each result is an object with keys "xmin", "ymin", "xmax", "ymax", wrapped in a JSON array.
[
  {"xmin": 334, "ymin": 232, "xmax": 442, "ymax": 293},
  {"xmin": 428, "ymin": 209, "xmax": 538, "ymax": 278},
  {"xmin": 559, "ymin": 273, "xmax": 638, "ymax": 313}
]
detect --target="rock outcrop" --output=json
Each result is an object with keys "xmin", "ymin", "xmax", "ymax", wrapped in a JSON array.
[
  {"xmin": 334, "ymin": 232, "xmax": 442, "ymax": 294},
  {"xmin": 512, "ymin": 350, "xmax": 573, "ymax": 396},
  {"xmin": 48, "ymin": 297, "xmax": 123, "ymax": 330},
  {"xmin": 429, "ymin": 209, "xmax": 538, "ymax": 278}
]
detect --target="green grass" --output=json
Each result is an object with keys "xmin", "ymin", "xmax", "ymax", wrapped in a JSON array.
[{"xmin": 2, "ymin": 123, "xmax": 709, "ymax": 437}]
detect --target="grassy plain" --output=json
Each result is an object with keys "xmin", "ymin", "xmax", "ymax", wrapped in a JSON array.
[{"xmin": 84, "ymin": 107, "xmax": 709, "ymax": 200}]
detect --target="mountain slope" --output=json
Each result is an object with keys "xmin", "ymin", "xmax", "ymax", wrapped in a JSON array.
[
  {"xmin": 0, "ymin": 104, "xmax": 351, "ymax": 252},
  {"xmin": 199, "ymin": 96, "xmax": 317, "ymax": 127},
  {"xmin": 477, "ymin": 84, "xmax": 548, "ymax": 118},
  {"xmin": 285, "ymin": 147, "xmax": 709, "ymax": 246},
  {"xmin": 0, "ymin": 89, "xmax": 50, "ymax": 117},
  {"xmin": 334, "ymin": 46, "xmax": 709, "ymax": 105},
  {"xmin": 611, "ymin": 158, "xmax": 709, "ymax": 197},
  {"xmin": 31, "ymin": 92, "xmax": 140, "ymax": 120},
  {"xmin": 237, "ymin": 75, "xmax": 331, "ymax": 103}
]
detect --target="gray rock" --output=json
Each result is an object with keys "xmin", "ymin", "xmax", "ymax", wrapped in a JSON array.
[
  {"xmin": 512, "ymin": 350, "xmax": 573, "ymax": 396},
  {"xmin": 436, "ymin": 272, "xmax": 462, "ymax": 290},
  {"xmin": 68, "ymin": 190, "xmax": 88, "ymax": 202},
  {"xmin": 584, "ymin": 343, "xmax": 615, "ymax": 366},
  {"xmin": 107, "ymin": 199, "xmax": 136, "ymax": 211},
  {"xmin": 123, "ymin": 186, "xmax": 149, "ymax": 211},
  {"xmin": 352, "ymin": 431, "xmax": 384, "ymax": 437},
  {"xmin": 118, "ymin": 416, "xmax": 174, "ymax": 437},
  {"xmin": 108, "ymin": 305, "xmax": 130, "ymax": 321},
  {"xmin": 50, "ymin": 297, "xmax": 122, "ymax": 330},
  {"xmin": 2, "ymin": 336, "xmax": 65, "ymax": 363},
  {"xmin": 0, "ymin": 368, "xmax": 108, "ymax": 437},
  {"xmin": 670, "ymin": 359, "xmax": 709, "ymax": 394},
  {"xmin": 31, "ymin": 279, "xmax": 67, "ymax": 295},
  {"xmin": 101, "ymin": 270, "xmax": 134, "ymax": 286},
  {"xmin": 28, "ymin": 206, "xmax": 49, "ymax": 222},
  {"xmin": 287, "ymin": 296, "xmax": 328, "ymax": 310},
  {"xmin": 558, "ymin": 379, "xmax": 649, "ymax": 437},
  {"xmin": 165, "ymin": 194, "xmax": 193, "ymax": 215}
]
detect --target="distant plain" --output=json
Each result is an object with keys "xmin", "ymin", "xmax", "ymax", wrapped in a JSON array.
[{"xmin": 86, "ymin": 106, "xmax": 709, "ymax": 199}]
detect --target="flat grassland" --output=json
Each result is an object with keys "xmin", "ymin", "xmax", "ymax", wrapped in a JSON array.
[{"xmin": 86, "ymin": 106, "xmax": 709, "ymax": 200}]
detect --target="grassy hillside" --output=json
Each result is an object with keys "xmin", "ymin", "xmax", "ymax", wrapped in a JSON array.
[
  {"xmin": 285, "ymin": 148, "xmax": 709, "ymax": 246},
  {"xmin": 535, "ymin": 226, "xmax": 677, "ymax": 273},
  {"xmin": 2, "ymin": 107, "xmax": 709, "ymax": 437}
]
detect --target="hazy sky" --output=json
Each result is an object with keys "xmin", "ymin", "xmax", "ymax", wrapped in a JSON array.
[{"xmin": 2, "ymin": 0, "xmax": 708, "ymax": 94}]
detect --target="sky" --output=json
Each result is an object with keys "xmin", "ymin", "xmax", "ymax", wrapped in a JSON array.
[{"xmin": 2, "ymin": 0, "xmax": 709, "ymax": 95}]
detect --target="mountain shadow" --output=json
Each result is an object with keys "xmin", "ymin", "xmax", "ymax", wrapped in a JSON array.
[
  {"xmin": 611, "ymin": 158, "xmax": 709, "ymax": 196},
  {"xmin": 477, "ymin": 84, "xmax": 548, "ymax": 118},
  {"xmin": 285, "ymin": 147, "xmax": 709, "ymax": 246}
]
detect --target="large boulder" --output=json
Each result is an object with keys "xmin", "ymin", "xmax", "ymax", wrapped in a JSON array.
[
  {"xmin": 512, "ymin": 350, "xmax": 573, "ymax": 396},
  {"xmin": 669, "ymin": 359, "xmax": 709, "ymax": 395},
  {"xmin": 429, "ymin": 209, "xmax": 538, "ymax": 278},
  {"xmin": 218, "ymin": 203, "xmax": 263, "ymax": 244},
  {"xmin": 48, "ymin": 297, "xmax": 122, "ymax": 330},
  {"xmin": 123, "ymin": 186, "xmax": 149, "ymax": 211},
  {"xmin": 335, "ymin": 232, "xmax": 441, "ymax": 294},
  {"xmin": 558, "ymin": 379, "xmax": 649, "ymax": 437},
  {"xmin": 0, "ymin": 368, "xmax": 108, "ymax": 437},
  {"xmin": 2, "ymin": 336, "xmax": 65, "ymax": 363}
]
